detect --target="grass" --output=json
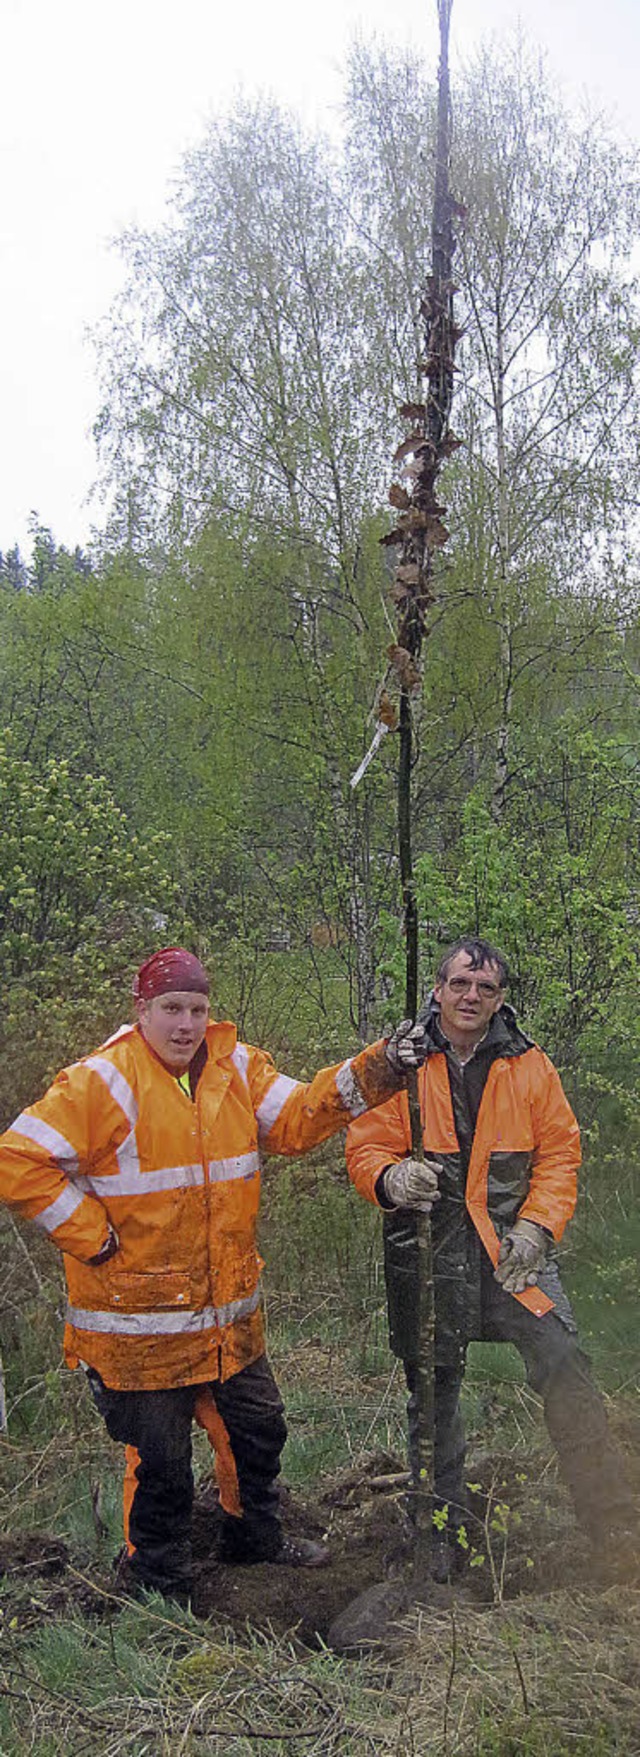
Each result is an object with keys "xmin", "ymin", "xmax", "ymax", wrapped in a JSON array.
[
  {"xmin": 1, "ymin": 1567, "xmax": 638, "ymax": 1755},
  {"xmin": 275, "ymin": 1362, "xmax": 406, "ymax": 1485},
  {"xmin": 0, "ymin": 1143, "xmax": 638, "ymax": 1754},
  {"xmin": 0, "ymin": 1584, "xmax": 416, "ymax": 1755}
]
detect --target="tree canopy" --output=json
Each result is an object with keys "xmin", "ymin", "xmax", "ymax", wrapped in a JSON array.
[{"xmin": 0, "ymin": 32, "xmax": 637, "ymax": 1144}]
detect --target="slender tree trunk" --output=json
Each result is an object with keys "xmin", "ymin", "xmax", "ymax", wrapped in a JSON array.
[
  {"xmin": 493, "ymin": 617, "xmax": 513, "ymax": 822},
  {"xmin": 398, "ymin": 693, "xmax": 436, "ymax": 1579},
  {"xmin": 491, "ymin": 290, "xmax": 513, "ymax": 823},
  {"xmin": 388, "ymin": 0, "xmax": 458, "ymax": 1580}
]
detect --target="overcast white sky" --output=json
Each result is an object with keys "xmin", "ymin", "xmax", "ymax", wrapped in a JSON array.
[{"xmin": 1, "ymin": 0, "xmax": 639, "ymax": 558}]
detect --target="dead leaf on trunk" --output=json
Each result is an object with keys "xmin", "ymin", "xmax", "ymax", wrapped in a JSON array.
[
  {"xmin": 387, "ymin": 644, "xmax": 422, "ymax": 692},
  {"xmin": 376, "ymin": 689, "xmax": 399, "ymax": 730},
  {"xmin": 389, "ymin": 483, "xmax": 411, "ymax": 511},
  {"xmin": 398, "ymin": 401, "xmax": 427, "ymax": 422},
  {"xmin": 392, "ymin": 432, "xmax": 430, "ymax": 465},
  {"xmin": 424, "ymin": 516, "xmax": 450, "ymax": 548},
  {"xmin": 395, "ymin": 562, "xmax": 422, "ymax": 587}
]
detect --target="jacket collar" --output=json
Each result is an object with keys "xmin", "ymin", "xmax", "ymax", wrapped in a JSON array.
[{"xmin": 206, "ymin": 1019, "xmax": 238, "ymax": 1058}]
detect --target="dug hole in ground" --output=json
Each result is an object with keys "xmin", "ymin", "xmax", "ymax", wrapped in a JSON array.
[{"xmin": 1, "ymin": 1401, "xmax": 638, "ymax": 1647}]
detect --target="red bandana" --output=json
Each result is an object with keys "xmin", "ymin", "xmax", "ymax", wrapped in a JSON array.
[{"xmin": 133, "ymin": 947, "xmax": 209, "ymax": 1002}]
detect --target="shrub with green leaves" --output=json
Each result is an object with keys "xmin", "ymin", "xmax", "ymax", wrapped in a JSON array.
[
  {"xmin": 379, "ymin": 724, "xmax": 639, "ymax": 1177},
  {"xmin": 0, "ymin": 733, "xmax": 177, "ymax": 1123}
]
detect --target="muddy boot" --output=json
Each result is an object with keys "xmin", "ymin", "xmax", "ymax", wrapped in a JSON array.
[
  {"xmin": 219, "ymin": 1514, "xmax": 328, "ymax": 1568},
  {"xmin": 431, "ymin": 1526, "xmax": 468, "ymax": 1586},
  {"xmin": 271, "ymin": 1535, "xmax": 329, "ymax": 1567},
  {"xmin": 112, "ymin": 1546, "xmax": 191, "ymax": 1608}
]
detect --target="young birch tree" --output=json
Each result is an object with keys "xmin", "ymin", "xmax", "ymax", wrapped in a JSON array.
[{"xmin": 344, "ymin": 37, "xmax": 640, "ymax": 822}]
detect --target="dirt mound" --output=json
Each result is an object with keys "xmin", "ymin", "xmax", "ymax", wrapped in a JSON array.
[
  {"xmin": 0, "ymin": 1531, "xmax": 108, "ymax": 1628},
  {"xmin": 189, "ymin": 1448, "xmax": 410, "ymax": 1640},
  {"xmin": 0, "ymin": 1532, "xmax": 69, "ymax": 1581},
  {"xmin": 1, "ymin": 1440, "xmax": 637, "ymax": 1645},
  {"xmin": 188, "ymin": 1440, "xmax": 637, "ymax": 1640}
]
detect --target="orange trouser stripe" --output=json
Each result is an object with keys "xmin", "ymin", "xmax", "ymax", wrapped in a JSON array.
[
  {"xmin": 194, "ymin": 1390, "xmax": 242, "ymax": 1518},
  {"xmin": 123, "ymin": 1445, "xmax": 141, "ymax": 1555},
  {"xmin": 121, "ymin": 1392, "xmax": 242, "ymax": 1549}
]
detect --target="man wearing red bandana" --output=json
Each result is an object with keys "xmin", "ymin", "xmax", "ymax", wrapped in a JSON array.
[{"xmin": 0, "ymin": 946, "xmax": 429, "ymax": 1604}]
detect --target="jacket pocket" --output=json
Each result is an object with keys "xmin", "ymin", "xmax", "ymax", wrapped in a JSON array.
[
  {"xmin": 487, "ymin": 1149, "xmax": 533, "ymax": 1228},
  {"xmin": 107, "ymin": 1268, "xmax": 193, "ymax": 1312}
]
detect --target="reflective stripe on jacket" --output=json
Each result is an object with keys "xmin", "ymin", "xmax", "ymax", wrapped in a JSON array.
[
  {"xmin": 346, "ymin": 1035, "xmax": 581, "ymax": 1340},
  {"xmin": 0, "ymin": 1019, "xmax": 399, "ymax": 1390}
]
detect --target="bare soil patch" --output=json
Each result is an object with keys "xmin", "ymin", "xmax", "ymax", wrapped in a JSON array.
[
  {"xmin": 188, "ymin": 1426, "xmax": 639, "ymax": 1641},
  {"xmin": 1, "ymin": 1426, "xmax": 637, "ymax": 1645}
]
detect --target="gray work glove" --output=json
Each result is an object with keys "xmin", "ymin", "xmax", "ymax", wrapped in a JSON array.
[
  {"xmin": 381, "ymin": 1157, "xmax": 440, "ymax": 1213},
  {"xmin": 87, "ymin": 1226, "xmax": 120, "ymax": 1267},
  {"xmin": 494, "ymin": 1219, "xmax": 549, "ymax": 1294},
  {"xmin": 385, "ymin": 1018, "xmax": 428, "ymax": 1075}
]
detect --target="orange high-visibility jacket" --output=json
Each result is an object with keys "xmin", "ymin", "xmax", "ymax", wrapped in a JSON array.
[
  {"xmin": 0, "ymin": 1020, "xmax": 398, "ymax": 1390},
  {"xmin": 346, "ymin": 1043, "xmax": 581, "ymax": 1322}
]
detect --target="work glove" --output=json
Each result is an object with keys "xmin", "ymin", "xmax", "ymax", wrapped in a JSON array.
[
  {"xmin": 381, "ymin": 1157, "xmax": 440, "ymax": 1213},
  {"xmin": 87, "ymin": 1226, "xmax": 120, "ymax": 1267},
  {"xmin": 494, "ymin": 1219, "xmax": 549, "ymax": 1294},
  {"xmin": 385, "ymin": 1018, "xmax": 428, "ymax": 1075}
]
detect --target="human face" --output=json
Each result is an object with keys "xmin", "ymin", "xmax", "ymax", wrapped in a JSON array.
[
  {"xmin": 434, "ymin": 952, "xmax": 504, "ymax": 1051},
  {"xmin": 137, "ymin": 990, "xmax": 209, "ymax": 1070}
]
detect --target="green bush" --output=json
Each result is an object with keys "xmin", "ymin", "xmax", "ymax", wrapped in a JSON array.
[{"xmin": 0, "ymin": 733, "xmax": 176, "ymax": 1124}]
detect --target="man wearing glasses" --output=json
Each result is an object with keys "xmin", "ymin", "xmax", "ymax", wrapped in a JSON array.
[{"xmin": 346, "ymin": 936, "xmax": 636, "ymax": 1581}]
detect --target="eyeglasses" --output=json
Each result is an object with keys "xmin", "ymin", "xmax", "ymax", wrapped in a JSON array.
[{"xmin": 446, "ymin": 976, "xmax": 502, "ymax": 998}]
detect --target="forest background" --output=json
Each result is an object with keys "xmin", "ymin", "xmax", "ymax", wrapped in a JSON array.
[{"xmin": 0, "ymin": 32, "xmax": 639, "ymax": 1754}]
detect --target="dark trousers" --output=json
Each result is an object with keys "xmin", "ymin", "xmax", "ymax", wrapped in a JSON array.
[
  {"xmin": 88, "ymin": 1355, "xmax": 287, "ymax": 1592},
  {"xmin": 405, "ymin": 1263, "xmax": 635, "ymax": 1541}
]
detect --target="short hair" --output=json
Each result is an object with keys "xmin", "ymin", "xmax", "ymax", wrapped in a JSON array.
[{"xmin": 436, "ymin": 936, "xmax": 510, "ymax": 988}]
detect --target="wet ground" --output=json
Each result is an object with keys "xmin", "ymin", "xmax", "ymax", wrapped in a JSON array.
[{"xmin": 1, "ymin": 1420, "xmax": 638, "ymax": 1647}]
